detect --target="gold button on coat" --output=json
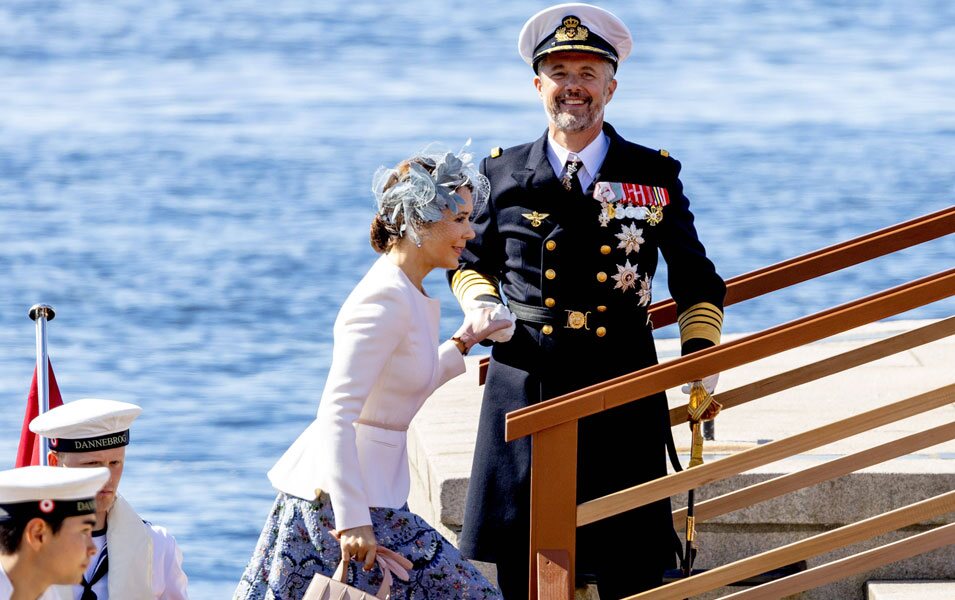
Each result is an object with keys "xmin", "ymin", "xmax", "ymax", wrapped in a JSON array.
[
  {"xmin": 597, "ymin": 305, "xmax": 607, "ymax": 312},
  {"xmin": 600, "ymin": 245, "xmax": 612, "ymax": 255},
  {"xmin": 596, "ymin": 271, "xmax": 607, "ymax": 283},
  {"xmin": 542, "ymin": 324, "xmax": 553, "ymax": 335},
  {"xmin": 545, "ymin": 269, "xmax": 556, "ymax": 280},
  {"xmin": 545, "ymin": 240, "xmax": 557, "ymax": 251},
  {"xmin": 596, "ymin": 327, "xmax": 607, "ymax": 337},
  {"xmin": 544, "ymin": 297, "xmax": 556, "ymax": 308}
]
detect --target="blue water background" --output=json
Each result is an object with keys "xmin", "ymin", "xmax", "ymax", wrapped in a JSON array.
[{"xmin": 1, "ymin": 1, "xmax": 953, "ymax": 596}]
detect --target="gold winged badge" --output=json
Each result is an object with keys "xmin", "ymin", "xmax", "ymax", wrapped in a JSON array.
[{"xmin": 522, "ymin": 211, "xmax": 549, "ymax": 227}]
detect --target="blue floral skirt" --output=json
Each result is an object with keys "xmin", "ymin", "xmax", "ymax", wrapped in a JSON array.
[{"xmin": 234, "ymin": 493, "xmax": 502, "ymax": 600}]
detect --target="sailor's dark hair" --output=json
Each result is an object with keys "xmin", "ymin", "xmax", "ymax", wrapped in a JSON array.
[{"xmin": 0, "ymin": 514, "xmax": 67, "ymax": 554}]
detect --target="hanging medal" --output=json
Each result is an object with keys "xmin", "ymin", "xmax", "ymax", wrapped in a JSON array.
[{"xmin": 636, "ymin": 273, "xmax": 652, "ymax": 306}]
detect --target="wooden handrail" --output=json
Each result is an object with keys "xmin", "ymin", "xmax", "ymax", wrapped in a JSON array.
[
  {"xmin": 577, "ymin": 383, "xmax": 955, "ymax": 527},
  {"xmin": 650, "ymin": 204, "xmax": 955, "ymax": 328},
  {"xmin": 719, "ymin": 522, "xmax": 955, "ymax": 600},
  {"xmin": 507, "ymin": 268, "xmax": 955, "ymax": 442},
  {"xmin": 624, "ymin": 489, "xmax": 955, "ymax": 599},
  {"xmin": 667, "ymin": 316, "xmax": 955, "ymax": 425},
  {"xmin": 672, "ymin": 420, "xmax": 955, "ymax": 529},
  {"xmin": 479, "ymin": 205, "xmax": 955, "ymax": 382}
]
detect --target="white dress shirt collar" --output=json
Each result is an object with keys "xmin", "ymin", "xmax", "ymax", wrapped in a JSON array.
[{"xmin": 546, "ymin": 131, "xmax": 610, "ymax": 192}]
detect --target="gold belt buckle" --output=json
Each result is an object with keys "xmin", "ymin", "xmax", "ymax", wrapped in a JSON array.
[{"xmin": 565, "ymin": 310, "xmax": 591, "ymax": 330}]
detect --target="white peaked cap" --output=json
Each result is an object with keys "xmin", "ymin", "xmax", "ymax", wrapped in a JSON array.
[
  {"xmin": 518, "ymin": 3, "xmax": 633, "ymax": 68},
  {"xmin": 30, "ymin": 399, "xmax": 142, "ymax": 453},
  {"xmin": 0, "ymin": 466, "xmax": 110, "ymax": 504}
]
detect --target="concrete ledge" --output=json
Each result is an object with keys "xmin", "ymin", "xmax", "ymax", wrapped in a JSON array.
[
  {"xmin": 867, "ymin": 580, "xmax": 955, "ymax": 599},
  {"xmin": 408, "ymin": 320, "xmax": 955, "ymax": 599}
]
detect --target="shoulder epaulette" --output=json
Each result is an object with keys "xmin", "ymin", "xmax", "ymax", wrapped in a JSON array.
[
  {"xmin": 490, "ymin": 146, "xmax": 503, "ymax": 158},
  {"xmin": 659, "ymin": 149, "xmax": 670, "ymax": 158}
]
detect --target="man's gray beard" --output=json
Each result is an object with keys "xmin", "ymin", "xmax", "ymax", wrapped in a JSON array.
[{"xmin": 546, "ymin": 99, "xmax": 602, "ymax": 133}]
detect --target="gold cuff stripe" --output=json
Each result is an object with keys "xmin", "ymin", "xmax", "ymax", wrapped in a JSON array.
[
  {"xmin": 678, "ymin": 303, "xmax": 724, "ymax": 327},
  {"xmin": 451, "ymin": 269, "xmax": 500, "ymax": 302},
  {"xmin": 680, "ymin": 311, "xmax": 723, "ymax": 326},
  {"xmin": 678, "ymin": 302, "xmax": 723, "ymax": 347},
  {"xmin": 680, "ymin": 322, "xmax": 722, "ymax": 347},
  {"xmin": 458, "ymin": 280, "xmax": 499, "ymax": 298},
  {"xmin": 453, "ymin": 275, "xmax": 499, "ymax": 295},
  {"xmin": 454, "ymin": 271, "xmax": 495, "ymax": 285},
  {"xmin": 682, "ymin": 316, "xmax": 723, "ymax": 332},
  {"xmin": 678, "ymin": 312, "xmax": 723, "ymax": 329}
]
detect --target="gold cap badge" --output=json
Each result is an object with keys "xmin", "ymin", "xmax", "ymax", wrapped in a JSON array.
[{"xmin": 555, "ymin": 15, "xmax": 589, "ymax": 42}]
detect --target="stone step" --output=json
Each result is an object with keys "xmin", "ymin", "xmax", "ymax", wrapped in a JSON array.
[{"xmin": 867, "ymin": 580, "xmax": 955, "ymax": 599}]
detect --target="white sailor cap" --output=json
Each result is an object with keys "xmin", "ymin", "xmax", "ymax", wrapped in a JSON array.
[
  {"xmin": 518, "ymin": 3, "xmax": 633, "ymax": 72},
  {"xmin": 30, "ymin": 399, "xmax": 142, "ymax": 454},
  {"xmin": 0, "ymin": 466, "xmax": 109, "ymax": 523}
]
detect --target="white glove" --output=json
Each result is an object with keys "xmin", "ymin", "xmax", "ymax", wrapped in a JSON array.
[
  {"xmin": 454, "ymin": 301, "xmax": 516, "ymax": 351},
  {"xmin": 681, "ymin": 373, "xmax": 720, "ymax": 395}
]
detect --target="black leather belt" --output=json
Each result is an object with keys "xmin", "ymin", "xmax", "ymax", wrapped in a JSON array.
[
  {"xmin": 508, "ymin": 299, "xmax": 599, "ymax": 332},
  {"xmin": 507, "ymin": 299, "xmax": 560, "ymax": 325},
  {"xmin": 509, "ymin": 299, "xmax": 651, "ymax": 334}
]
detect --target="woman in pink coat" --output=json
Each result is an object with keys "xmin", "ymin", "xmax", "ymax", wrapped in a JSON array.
[{"xmin": 235, "ymin": 145, "xmax": 512, "ymax": 600}]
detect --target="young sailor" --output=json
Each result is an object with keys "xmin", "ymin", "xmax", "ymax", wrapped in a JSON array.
[
  {"xmin": 30, "ymin": 399, "xmax": 189, "ymax": 600},
  {"xmin": 0, "ymin": 465, "xmax": 109, "ymax": 600}
]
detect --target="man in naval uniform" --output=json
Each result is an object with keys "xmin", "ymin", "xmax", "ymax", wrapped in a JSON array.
[
  {"xmin": 450, "ymin": 3, "xmax": 726, "ymax": 598},
  {"xmin": 0, "ymin": 465, "xmax": 109, "ymax": 600},
  {"xmin": 30, "ymin": 399, "xmax": 189, "ymax": 600}
]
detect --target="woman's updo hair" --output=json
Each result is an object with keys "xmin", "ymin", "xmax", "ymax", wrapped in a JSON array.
[
  {"xmin": 369, "ymin": 159, "xmax": 432, "ymax": 253},
  {"xmin": 369, "ymin": 213, "xmax": 400, "ymax": 253},
  {"xmin": 369, "ymin": 143, "xmax": 490, "ymax": 253}
]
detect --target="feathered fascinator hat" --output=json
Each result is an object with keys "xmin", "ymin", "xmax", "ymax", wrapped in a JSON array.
[{"xmin": 371, "ymin": 141, "xmax": 490, "ymax": 243}]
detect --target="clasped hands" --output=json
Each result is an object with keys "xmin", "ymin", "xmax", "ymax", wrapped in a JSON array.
[{"xmin": 452, "ymin": 300, "xmax": 516, "ymax": 354}]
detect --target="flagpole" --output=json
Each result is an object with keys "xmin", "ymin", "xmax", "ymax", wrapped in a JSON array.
[{"xmin": 28, "ymin": 304, "xmax": 55, "ymax": 466}]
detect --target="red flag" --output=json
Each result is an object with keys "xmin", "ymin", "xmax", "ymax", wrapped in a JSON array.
[{"xmin": 15, "ymin": 361, "xmax": 64, "ymax": 467}]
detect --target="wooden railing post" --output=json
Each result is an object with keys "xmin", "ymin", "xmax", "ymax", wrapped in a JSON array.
[{"xmin": 529, "ymin": 420, "xmax": 577, "ymax": 600}]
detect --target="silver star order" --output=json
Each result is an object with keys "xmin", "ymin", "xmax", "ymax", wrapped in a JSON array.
[
  {"xmin": 611, "ymin": 260, "xmax": 639, "ymax": 292},
  {"xmin": 615, "ymin": 223, "xmax": 645, "ymax": 255},
  {"xmin": 637, "ymin": 274, "xmax": 653, "ymax": 306}
]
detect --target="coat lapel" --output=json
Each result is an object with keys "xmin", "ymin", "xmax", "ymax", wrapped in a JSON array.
[
  {"xmin": 511, "ymin": 130, "xmax": 561, "ymax": 192},
  {"xmin": 592, "ymin": 123, "xmax": 629, "ymax": 185},
  {"xmin": 511, "ymin": 131, "xmax": 565, "ymax": 234}
]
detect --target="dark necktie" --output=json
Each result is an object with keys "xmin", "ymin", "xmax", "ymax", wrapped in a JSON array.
[
  {"xmin": 561, "ymin": 156, "xmax": 582, "ymax": 195},
  {"xmin": 80, "ymin": 547, "xmax": 108, "ymax": 600}
]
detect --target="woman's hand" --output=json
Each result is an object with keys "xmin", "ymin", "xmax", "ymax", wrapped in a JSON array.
[
  {"xmin": 453, "ymin": 302, "xmax": 516, "ymax": 352},
  {"xmin": 335, "ymin": 525, "xmax": 378, "ymax": 571}
]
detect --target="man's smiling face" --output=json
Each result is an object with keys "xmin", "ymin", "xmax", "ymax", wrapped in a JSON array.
[{"xmin": 535, "ymin": 52, "xmax": 617, "ymax": 134}]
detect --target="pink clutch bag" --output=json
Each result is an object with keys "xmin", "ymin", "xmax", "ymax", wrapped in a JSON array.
[{"xmin": 303, "ymin": 547, "xmax": 414, "ymax": 600}]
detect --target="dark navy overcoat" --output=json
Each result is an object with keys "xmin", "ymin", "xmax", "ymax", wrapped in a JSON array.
[{"xmin": 452, "ymin": 123, "xmax": 725, "ymax": 578}]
